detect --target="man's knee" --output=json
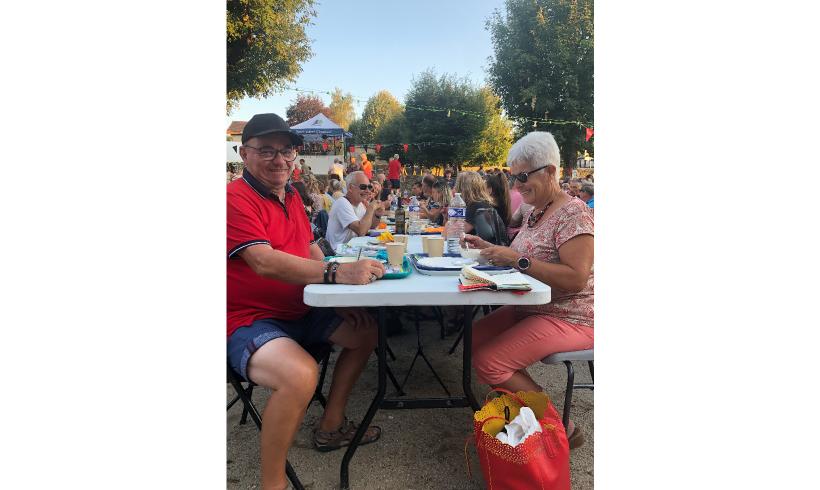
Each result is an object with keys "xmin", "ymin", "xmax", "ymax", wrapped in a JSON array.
[
  {"xmin": 279, "ymin": 358, "xmax": 320, "ymax": 395},
  {"xmin": 248, "ymin": 345, "xmax": 319, "ymax": 399},
  {"xmin": 333, "ymin": 314, "xmax": 378, "ymax": 351},
  {"xmin": 360, "ymin": 322, "xmax": 378, "ymax": 350}
]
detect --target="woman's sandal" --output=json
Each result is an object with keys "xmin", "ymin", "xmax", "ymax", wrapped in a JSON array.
[
  {"xmin": 567, "ymin": 425, "xmax": 585, "ymax": 450},
  {"xmin": 312, "ymin": 417, "xmax": 382, "ymax": 453}
]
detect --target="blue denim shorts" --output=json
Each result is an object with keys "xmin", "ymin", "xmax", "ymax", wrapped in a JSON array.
[{"xmin": 227, "ymin": 308, "xmax": 343, "ymax": 381}]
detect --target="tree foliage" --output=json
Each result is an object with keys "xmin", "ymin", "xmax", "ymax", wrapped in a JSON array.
[
  {"xmin": 226, "ymin": 0, "xmax": 317, "ymax": 113},
  {"xmin": 374, "ymin": 113, "xmax": 410, "ymax": 161},
  {"xmin": 347, "ymin": 118, "xmax": 363, "ymax": 143},
  {"xmin": 474, "ymin": 88, "xmax": 514, "ymax": 166},
  {"xmin": 359, "ymin": 90, "xmax": 403, "ymax": 144},
  {"xmin": 403, "ymin": 70, "xmax": 510, "ymax": 170},
  {"xmin": 285, "ymin": 94, "xmax": 331, "ymax": 126},
  {"xmin": 487, "ymin": 0, "xmax": 593, "ymax": 169},
  {"xmin": 328, "ymin": 88, "xmax": 356, "ymax": 131}
]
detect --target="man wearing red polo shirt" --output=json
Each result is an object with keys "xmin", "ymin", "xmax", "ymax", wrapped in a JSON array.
[{"xmin": 227, "ymin": 113, "xmax": 385, "ymax": 490}]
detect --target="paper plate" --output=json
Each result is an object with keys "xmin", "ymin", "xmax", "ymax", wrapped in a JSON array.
[{"xmin": 417, "ymin": 256, "xmax": 477, "ymax": 270}]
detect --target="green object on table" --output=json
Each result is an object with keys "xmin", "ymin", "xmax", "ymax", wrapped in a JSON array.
[
  {"xmin": 382, "ymin": 256, "xmax": 412, "ymax": 279},
  {"xmin": 323, "ymin": 255, "xmax": 411, "ymax": 279}
]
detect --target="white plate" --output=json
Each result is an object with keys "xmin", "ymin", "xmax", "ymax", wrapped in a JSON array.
[
  {"xmin": 417, "ymin": 257, "xmax": 477, "ymax": 269},
  {"xmin": 413, "ymin": 266, "xmax": 460, "ymax": 276}
]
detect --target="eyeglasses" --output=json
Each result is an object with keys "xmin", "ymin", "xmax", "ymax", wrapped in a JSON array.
[
  {"xmin": 357, "ymin": 184, "xmax": 374, "ymax": 191},
  {"xmin": 243, "ymin": 144, "xmax": 297, "ymax": 162},
  {"xmin": 427, "ymin": 201, "xmax": 442, "ymax": 210},
  {"xmin": 511, "ymin": 164, "xmax": 549, "ymax": 183}
]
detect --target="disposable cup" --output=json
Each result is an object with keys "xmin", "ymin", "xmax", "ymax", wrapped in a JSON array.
[
  {"xmin": 421, "ymin": 236, "xmax": 431, "ymax": 254},
  {"xmin": 386, "ymin": 243, "xmax": 405, "ymax": 266},
  {"xmin": 427, "ymin": 237, "xmax": 444, "ymax": 257}
]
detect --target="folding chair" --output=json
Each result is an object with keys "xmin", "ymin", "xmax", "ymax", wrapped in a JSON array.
[
  {"xmin": 227, "ymin": 343, "xmax": 332, "ymax": 490},
  {"xmin": 540, "ymin": 349, "xmax": 594, "ymax": 429},
  {"xmin": 227, "ymin": 342, "xmax": 404, "ymax": 489}
]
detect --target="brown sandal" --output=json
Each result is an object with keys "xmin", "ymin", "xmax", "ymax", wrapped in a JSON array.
[{"xmin": 312, "ymin": 417, "xmax": 382, "ymax": 452}]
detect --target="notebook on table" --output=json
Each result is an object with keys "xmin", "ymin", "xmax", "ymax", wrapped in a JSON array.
[{"xmin": 458, "ymin": 265, "xmax": 532, "ymax": 292}]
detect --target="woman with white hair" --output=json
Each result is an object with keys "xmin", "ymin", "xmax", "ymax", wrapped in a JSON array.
[{"xmin": 463, "ymin": 131, "xmax": 594, "ymax": 449}]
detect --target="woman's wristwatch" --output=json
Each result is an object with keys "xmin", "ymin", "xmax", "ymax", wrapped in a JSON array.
[{"xmin": 516, "ymin": 256, "xmax": 531, "ymax": 271}]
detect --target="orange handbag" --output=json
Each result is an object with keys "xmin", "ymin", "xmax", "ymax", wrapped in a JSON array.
[{"xmin": 472, "ymin": 389, "xmax": 570, "ymax": 490}]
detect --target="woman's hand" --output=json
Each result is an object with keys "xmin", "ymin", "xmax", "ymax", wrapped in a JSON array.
[
  {"xmin": 479, "ymin": 246, "xmax": 520, "ymax": 267},
  {"xmin": 461, "ymin": 234, "xmax": 492, "ymax": 250}
]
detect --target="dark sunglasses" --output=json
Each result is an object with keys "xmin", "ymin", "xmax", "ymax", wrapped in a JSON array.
[
  {"xmin": 426, "ymin": 201, "xmax": 442, "ymax": 210},
  {"xmin": 511, "ymin": 164, "xmax": 549, "ymax": 183},
  {"xmin": 357, "ymin": 184, "xmax": 374, "ymax": 191}
]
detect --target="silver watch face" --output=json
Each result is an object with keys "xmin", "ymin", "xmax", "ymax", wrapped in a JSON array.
[{"xmin": 518, "ymin": 257, "xmax": 530, "ymax": 270}]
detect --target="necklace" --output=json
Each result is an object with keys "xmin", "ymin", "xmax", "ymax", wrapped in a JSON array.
[{"xmin": 527, "ymin": 200, "xmax": 554, "ymax": 228}]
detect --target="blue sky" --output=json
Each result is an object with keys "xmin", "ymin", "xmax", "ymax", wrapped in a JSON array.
[{"xmin": 227, "ymin": 0, "xmax": 506, "ymax": 127}]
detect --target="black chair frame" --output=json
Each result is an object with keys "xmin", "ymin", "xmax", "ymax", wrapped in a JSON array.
[
  {"xmin": 226, "ymin": 345, "xmax": 332, "ymax": 490},
  {"xmin": 559, "ymin": 360, "xmax": 594, "ymax": 429},
  {"xmin": 227, "ymin": 343, "xmax": 404, "ymax": 489}
]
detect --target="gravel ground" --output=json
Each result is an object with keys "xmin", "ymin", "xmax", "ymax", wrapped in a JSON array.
[{"xmin": 227, "ymin": 308, "xmax": 593, "ymax": 489}]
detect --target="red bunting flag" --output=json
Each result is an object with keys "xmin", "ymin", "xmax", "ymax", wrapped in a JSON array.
[
  {"xmin": 322, "ymin": 141, "xmax": 328, "ymax": 151},
  {"xmin": 348, "ymin": 145, "xmax": 355, "ymax": 154},
  {"xmin": 403, "ymin": 144, "xmax": 409, "ymax": 153},
  {"xmin": 375, "ymin": 144, "xmax": 382, "ymax": 153},
  {"xmin": 585, "ymin": 127, "xmax": 594, "ymax": 142}
]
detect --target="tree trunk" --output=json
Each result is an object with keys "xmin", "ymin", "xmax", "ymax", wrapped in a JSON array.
[{"xmin": 561, "ymin": 143, "xmax": 576, "ymax": 180}]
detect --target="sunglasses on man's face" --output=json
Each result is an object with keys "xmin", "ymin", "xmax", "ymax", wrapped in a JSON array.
[
  {"xmin": 357, "ymin": 184, "xmax": 374, "ymax": 191},
  {"xmin": 511, "ymin": 164, "xmax": 549, "ymax": 183}
]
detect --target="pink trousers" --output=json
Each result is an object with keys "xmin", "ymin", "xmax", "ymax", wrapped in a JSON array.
[{"xmin": 471, "ymin": 305, "xmax": 594, "ymax": 386}]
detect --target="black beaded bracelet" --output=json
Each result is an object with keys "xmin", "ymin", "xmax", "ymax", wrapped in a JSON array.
[
  {"xmin": 330, "ymin": 262, "xmax": 340, "ymax": 284},
  {"xmin": 323, "ymin": 262, "xmax": 333, "ymax": 284}
]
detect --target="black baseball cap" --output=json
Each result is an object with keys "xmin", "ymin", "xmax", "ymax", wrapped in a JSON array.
[{"xmin": 241, "ymin": 113, "xmax": 304, "ymax": 146}]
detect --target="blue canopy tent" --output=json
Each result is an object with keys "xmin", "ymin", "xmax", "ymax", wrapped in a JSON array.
[{"xmin": 290, "ymin": 113, "xmax": 345, "ymax": 143}]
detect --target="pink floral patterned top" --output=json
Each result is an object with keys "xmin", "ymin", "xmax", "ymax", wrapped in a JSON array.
[{"xmin": 511, "ymin": 197, "xmax": 594, "ymax": 328}]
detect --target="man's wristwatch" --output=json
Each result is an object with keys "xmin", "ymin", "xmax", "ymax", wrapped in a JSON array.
[{"xmin": 516, "ymin": 256, "xmax": 531, "ymax": 271}]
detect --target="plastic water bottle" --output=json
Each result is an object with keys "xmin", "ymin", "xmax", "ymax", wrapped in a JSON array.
[
  {"xmin": 408, "ymin": 196, "xmax": 420, "ymax": 222},
  {"xmin": 447, "ymin": 192, "xmax": 466, "ymax": 254}
]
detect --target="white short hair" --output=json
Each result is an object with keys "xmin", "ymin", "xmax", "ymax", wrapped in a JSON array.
[
  {"xmin": 345, "ymin": 171, "xmax": 366, "ymax": 187},
  {"xmin": 507, "ymin": 132, "xmax": 561, "ymax": 175}
]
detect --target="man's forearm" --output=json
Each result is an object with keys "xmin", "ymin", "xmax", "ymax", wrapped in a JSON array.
[
  {"xmin": 354, "ymin": 208, "xmax": 377, "ymax": 236},
  {"xmin": 242, "ymin": 248, "xmax": 325, "ymax": 284}
]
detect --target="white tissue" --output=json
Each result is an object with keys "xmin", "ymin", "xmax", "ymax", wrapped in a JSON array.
[{"xmin": 495, "ymin": 407, "xmax": 542, "ymax": 447}]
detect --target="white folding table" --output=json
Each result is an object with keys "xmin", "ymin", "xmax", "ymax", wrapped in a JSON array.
[{"xmin": 303, "ymin": 235, "xmax": 550, "ymax": 489}]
